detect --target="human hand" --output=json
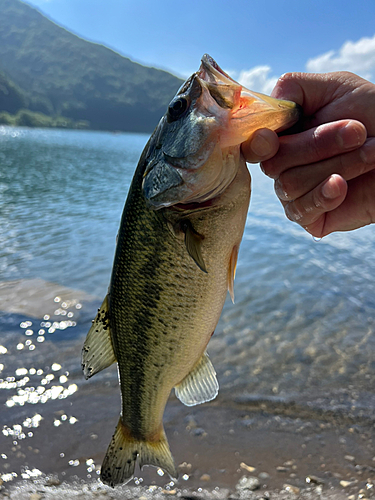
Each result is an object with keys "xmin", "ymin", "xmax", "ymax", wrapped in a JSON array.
[
  {"xmin": 259, "ymin": 72, "xmax": 375, "ymax": 237},
  {"xmin": 241, "ymin": 128, "xmax": 279, "ymax": 163}
]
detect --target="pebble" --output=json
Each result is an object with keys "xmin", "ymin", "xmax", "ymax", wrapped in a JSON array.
[
  {"xmin": 344, "ymin": 455, "xmax": 355, "ymax": 462},
  {"xmin": 240, "ymin": 462, "xmax": 256, "ymax": 472},
  {"xmin": 283, "ymin": 460, "xmax": 294, "ymax": 466},
  {"xmin": 236, "ymin": 475, "xmax": 261, "ymax": 491},
  {"xmin": 192, "ymin": 427, "xmax": 206, "ymax": 437},
  {"xmin": 283, "ymin": 484, "xmax": 300, "ymax": 495},
  {"xmin": 199, "ymin": 474, "xmax": 211, "ymax": 481},
  {"xmin": 45, "ymin": 476, "xmax": 61, "ymax": 486},
  {"xmin": 258, "ymin": 472, "xmax": 270, "ymax": 480},
  {"xmin": 276, "ymin": 466, "xmax": 288, "ymax": 472},
  {"xmin": 305, "ymin": 475, "xmax": 325, "ymax": 485},
  {"xmin": 340, "ymin": 480, "xmax": 357, "ymax": 487},
  {"xmin": 178, "ymin": 461, "xmax": 192, "ymax": 470},
  {"xmin": 184, "ymin": 416, "xmax": 198, "ymax": 429},
  {"xmin": 29, "ymin": 495, "xmax": 43, "ymax": 500}
]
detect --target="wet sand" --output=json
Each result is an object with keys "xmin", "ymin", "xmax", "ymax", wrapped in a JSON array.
[
  {"xmin": 1, "ymin": 281, "xmax": 375, "ymax": 499},
  {"xmin": 2, "ymin": 129, "xmax": 375, "ymax": 499},
  {"xmin": 1, "ymin": 390, "xmax": 375, "ymax": 499}
]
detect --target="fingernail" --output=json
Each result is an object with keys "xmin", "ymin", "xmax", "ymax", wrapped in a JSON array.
[
  {"xmin": 251, "ymin": 133, "xmax": 272, "ymax": 157},
  {"xmin": 321, "ymin": 175, "xmax": 341, "ymax": 199},
  {"xmin": 338, "ymin": 121, "xmax": 364, "ymax": 149}
]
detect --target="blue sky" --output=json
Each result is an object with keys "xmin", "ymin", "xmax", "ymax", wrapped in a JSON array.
[{"xmin": 24, "ymin": 0, "xmax": 375, "ymax": 90}]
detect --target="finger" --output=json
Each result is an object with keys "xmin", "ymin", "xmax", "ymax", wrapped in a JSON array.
[
  {"xmin": 305, "ymin": 170, "xmax": 375, "ymax": 237},
  {"xmin": 261, "ymin": 119, "xmax": 367, "ymax": 179},
  {"xmin": 275, "ymin": 136, "xmax": 375, "ymax": 201},
  {"xmin": 271, "ymin": 72, "xmax": 375, "ymax": 134},
  {"xmin": 271, "ymin": 71, "xmax": 367, "ymax": 117},
  {"xmin": 282, "ymin": 174, "xmax": 347, "ymax": 227},
  {"xmin": 241, "ymin": 128, "xmax": 279, "ymax": 163}
]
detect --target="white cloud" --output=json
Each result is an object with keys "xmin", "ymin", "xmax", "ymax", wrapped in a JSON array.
[
  {"xmin": 185, "ymin": 35, "xmax": 375, "ymax": 92},
  {"xmin": 229, "ymin": 66, "xmax": 278, "ymax": 94},
  {"xmin": 306, "ymin": 34, "xmax": 375, "ymax": 81}
]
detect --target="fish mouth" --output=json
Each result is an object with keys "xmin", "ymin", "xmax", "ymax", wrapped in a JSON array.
[
  {"xmin": 142, "ymin": 55, "xmax": 301, "ymax": 210},
  {"xmin": 198, "ymin": 54, "xmax": 301, "ymax": 144}
]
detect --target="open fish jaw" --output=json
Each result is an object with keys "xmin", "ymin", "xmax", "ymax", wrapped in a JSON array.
[{"xmin": 142, "ymin": 54, "xmax": 300, "ymax": 209}]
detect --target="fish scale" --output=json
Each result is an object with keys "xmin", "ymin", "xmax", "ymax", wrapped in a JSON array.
[{"xmin": 81, "ymin": 54, "xmax": 300, "ymax": 487}]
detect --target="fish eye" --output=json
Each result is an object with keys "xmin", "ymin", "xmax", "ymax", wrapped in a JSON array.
[{"xmin": 167, "ymin": 97, "xmax": 189, "ymax": 122}]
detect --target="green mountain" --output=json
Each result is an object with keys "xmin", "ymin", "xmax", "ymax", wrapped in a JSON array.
[{"xmin": 0, "ymin": 0, "xmax": 184, "ymax": 132}]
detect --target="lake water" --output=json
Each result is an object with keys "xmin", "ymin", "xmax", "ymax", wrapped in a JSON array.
[{"xmin": 1, "ymin": 126, "xmax": 375, "ymax": 498}]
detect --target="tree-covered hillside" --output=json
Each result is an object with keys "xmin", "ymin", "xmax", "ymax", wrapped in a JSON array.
[{"xmin": 0, "ymin": 0, "xmax": 184, "ymax": 131}]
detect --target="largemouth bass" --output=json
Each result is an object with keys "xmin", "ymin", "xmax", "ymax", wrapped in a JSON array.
[{"xmin": 82, "ymin": 54, "xmax": 300, "ymax": 487}]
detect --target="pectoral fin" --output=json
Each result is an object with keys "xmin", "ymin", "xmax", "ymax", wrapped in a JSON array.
[
  {"xmin": 183, "ymin": 221, "xmax": 207, "ymax": 273},
  {"xmin": 81, "ymin": 295, "xmax": 116, "ymax": 379},
  {"xmin": 228, "ymin": 245, "xmax": 239, "ymax": 304},
  {"xmin": 175, "ymin": 352, "xmax": 218, "ymax": 406}
]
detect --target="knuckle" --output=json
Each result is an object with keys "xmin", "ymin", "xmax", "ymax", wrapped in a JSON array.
[
  {"xmin": 359, "ymin": 138, "xmax": 375, "ymax": 166},
  {"xmin": 284, "ymin": 200, "xmax": 305, "ymax": 223},
  {"xmin": 277, "ymin": 72, "xmax": 303, "ymax": 84},
  {"xmin": 310, "ymin": 125, "xmax": 327, "ymax": 160},
  {"xmin": 275, "ymin": 174, "xmax": 292, "ymax": 201},
  {"xmin": 261, "ymin": 158, "xmax": 279, "ymax": 179},
  {"xmin": 312, "ymin": 187, "xmax": 325, "ymax": 209}
]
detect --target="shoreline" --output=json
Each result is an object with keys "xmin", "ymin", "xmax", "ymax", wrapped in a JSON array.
[{"xmin": 1, "ymin": 396, "xmax": 375, "ymax": 499}]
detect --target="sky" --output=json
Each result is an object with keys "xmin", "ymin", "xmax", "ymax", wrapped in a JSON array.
[{"xmin": 24, "ymin": 0, "xmax": 375, "ymax": 92}]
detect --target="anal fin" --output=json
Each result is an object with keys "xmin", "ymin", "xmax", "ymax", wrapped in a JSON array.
[
  {"xmin": 175, "ymin": 352, "xmax": 218, "ymax": 406},
  {"xmin": 228, "ymin": 245, "xmax": 239, "ymax": 304},
  {"xmin": 81, "ymin": 295, "xmax": 116, "ymax": 379}
]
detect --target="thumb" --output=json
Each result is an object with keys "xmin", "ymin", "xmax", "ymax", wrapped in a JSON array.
[{"xmin": 241, "ymin": 128, "xmax": 279, "ymax": 163}]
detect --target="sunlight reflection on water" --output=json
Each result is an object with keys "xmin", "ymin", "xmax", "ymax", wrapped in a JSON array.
[{"xmin": 1, "ymin": 128, "xmax": 375, "ymax": 493}]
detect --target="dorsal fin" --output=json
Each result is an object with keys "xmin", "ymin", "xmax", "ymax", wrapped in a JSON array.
[
  {"xmin": 81, "ymin": 295, "xmax": 116, "ymax": 379},
  {"xmin": 174, "ymin": 352, "xmax": 218, "ymax": 406}
]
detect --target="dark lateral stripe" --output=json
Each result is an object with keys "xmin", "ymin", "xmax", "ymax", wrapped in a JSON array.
[{"xmin": 109, "ymin": 168, "xmax": 169, "ymax": 436}]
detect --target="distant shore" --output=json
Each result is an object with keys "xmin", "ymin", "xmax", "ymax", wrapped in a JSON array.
[{"xmin": 0, "ymin": 109, "xmax": 89, "ymax": 130}]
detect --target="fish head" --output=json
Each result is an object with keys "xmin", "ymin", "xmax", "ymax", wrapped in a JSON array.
[{"xmin": 142, "ymin": 54, "xmax": 301, "ymax": 209}]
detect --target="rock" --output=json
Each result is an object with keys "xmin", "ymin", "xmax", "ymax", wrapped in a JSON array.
[
  {"xmin": 240, "ymin": 462, "xmax": 256, "ymax": 473},
  {"xmin": 29, "ymin": 495, "xmax": 43, "ymax": 500},
  {"xmin": 199, "ymin": 474, "xmax": 211, "ymax": 481},
  {"xmin": 192, "ymin": 427, "xmax": 206, "ymax": 436},
  {"xmin": 306, "ymin": 475, "xmax": 325, "ymax": 485},
  {"xmin": 236, "ymin": 475, "xmax": 261, "ymax": 491},
  {"xmin": 45, "ymin": 476, "xmax": 61, "ymax": 486},
  {"xmin": 258, "ymin": 472, "xmax": 270, "ymax": 480},
  {"xmin": 283, "ymin": 484, "xmax": 300, "ymax": 495},
  {"xmin": 340, "ymin": 480, "xmax": 357, "ymax": 488}
]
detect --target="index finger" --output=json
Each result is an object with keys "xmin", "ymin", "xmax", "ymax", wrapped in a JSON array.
[
  {"xmin": 271, "ymin": 71, "xmax": 373, "ymax": 130},
  {"xmin": 261, "ymin": 119, "xmax": 366, "ymax": 179}
]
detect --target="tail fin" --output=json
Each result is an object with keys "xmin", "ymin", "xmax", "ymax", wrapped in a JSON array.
[{"xmin": 100, "ymin": 417, "xmax": 177, "ymax": 487}]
